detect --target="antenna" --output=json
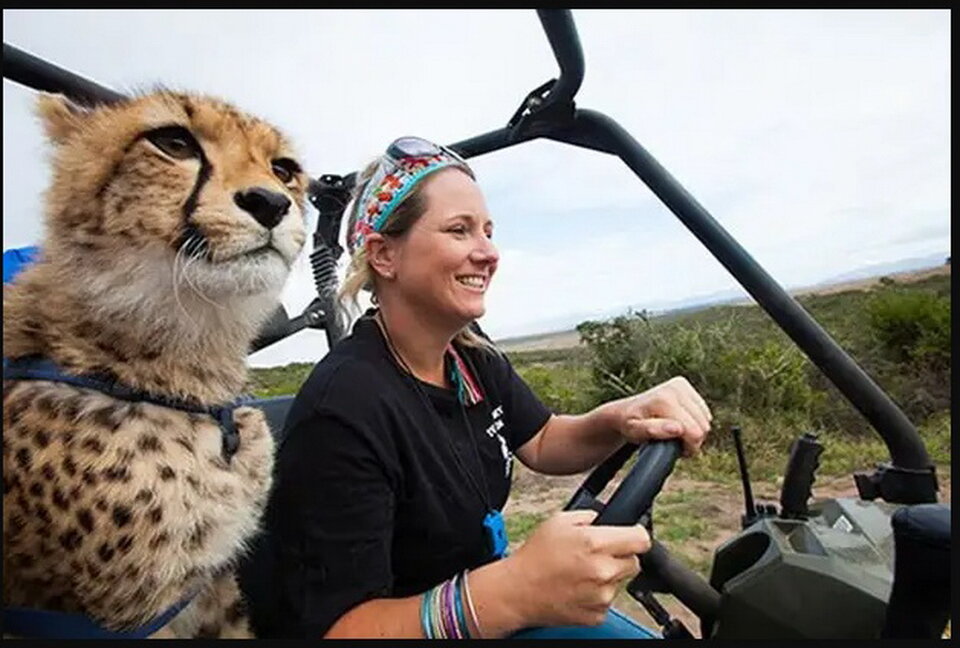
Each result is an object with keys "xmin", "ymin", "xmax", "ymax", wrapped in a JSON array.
[{"xmin": 731, "ymin": 425, "xmax": 758, "ymax": 528}]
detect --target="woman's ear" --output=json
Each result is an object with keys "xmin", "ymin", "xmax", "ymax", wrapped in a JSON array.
[{"xmin": 365, "ymin": 233, "xmax": 396, "ymax": 280}]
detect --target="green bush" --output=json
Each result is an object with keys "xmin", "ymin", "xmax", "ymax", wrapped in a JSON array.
[
  {"xmin": 246, "ymin": 362, "xmax": 314, "ymax": 397},
  {"xmin": 577, "ymin": 311, "xmax": 822, "ymax": 424},
  {"xmin": 514, "ymin": 363, "xmax": 595, "ymax": 415},
  {"xmin": 575, "ymin": 276, "xmax": 951, "ymax": 462},
  {"xmin": 866, "ymin": 289, "xmax": 950, "ymax": 368}
]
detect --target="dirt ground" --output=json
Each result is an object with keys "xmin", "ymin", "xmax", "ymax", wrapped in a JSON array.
[{"xmin": 504, "ymin": 461, "xmax": 952, "ymax": 638}]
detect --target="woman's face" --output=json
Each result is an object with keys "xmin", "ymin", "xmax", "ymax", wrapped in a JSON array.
[{"xmin": 390, "ymin": 168, "xmax": 499, "ymax": 327}]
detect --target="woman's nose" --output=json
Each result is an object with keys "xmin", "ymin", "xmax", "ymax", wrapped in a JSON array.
[{"xmin": 471, "ymin": 235, "xmax": 499, "ymax": 264}]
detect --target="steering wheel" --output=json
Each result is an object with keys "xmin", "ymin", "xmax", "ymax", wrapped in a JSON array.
[{"xmin": 563, "ymin": 439, "xmax": 721, "ymax": 626}]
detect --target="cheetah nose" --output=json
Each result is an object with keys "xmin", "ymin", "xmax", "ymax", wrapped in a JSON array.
[{"xmin": 234, "ymin": 187, "xmax": 291, "ymax": 230}]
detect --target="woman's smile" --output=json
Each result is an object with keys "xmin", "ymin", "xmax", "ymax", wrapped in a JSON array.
[{"xmin": 455, "ymin": 273, "xmax": 489, "ymax": 292}]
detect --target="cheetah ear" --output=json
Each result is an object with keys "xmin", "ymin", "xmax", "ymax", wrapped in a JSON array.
[{"xmin": 35, "ymin": 93, "xmax": 91, "ymax": 144}]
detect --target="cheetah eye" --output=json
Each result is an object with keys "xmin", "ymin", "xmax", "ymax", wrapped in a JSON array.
[
  {"xmin": 271, "ymin": 158, "xmax": 301, "ymax": 185},
  {"xmin": 144, "ymin": 126, "xmax": 200, "ymax": 160}
]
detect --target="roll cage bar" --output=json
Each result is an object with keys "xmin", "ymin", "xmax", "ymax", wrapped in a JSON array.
[{"xmin": 3, "ymin": 11, "xmax": 937, "ymax": 510}]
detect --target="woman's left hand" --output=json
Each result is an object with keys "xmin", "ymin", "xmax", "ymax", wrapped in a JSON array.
[{"xmin": 600, "ymin": 376, "xmax": 712, "ymax": 457}]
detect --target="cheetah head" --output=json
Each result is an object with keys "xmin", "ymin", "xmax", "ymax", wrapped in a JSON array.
[{"xmin": 36, "ymin": 90, "xmax": 308, "ymax": 301}]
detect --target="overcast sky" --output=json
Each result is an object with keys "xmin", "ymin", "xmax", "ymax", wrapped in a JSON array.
[{"xmin": 3, "ymin": 10, "xmax": 950, "ymax": 368}]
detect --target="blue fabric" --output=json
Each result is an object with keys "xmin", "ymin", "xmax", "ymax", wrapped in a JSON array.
[
  {"xmin": 2, "ymin": 245, "xmax": 40, "ymax": 284},
  {"xmin": 510, "ymin": 607, "xmax": 661, "ymax": 639},
  {"xmin": 2, "ymin": 596, "xmax": 192, "ymax": 639}
]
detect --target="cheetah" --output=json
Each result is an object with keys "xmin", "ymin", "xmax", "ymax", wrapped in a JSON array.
[{"xmin": 2, "ymin": 90, "xmax": 308, "ymax": 637}]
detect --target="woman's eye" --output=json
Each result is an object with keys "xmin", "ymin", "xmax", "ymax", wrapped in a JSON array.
[{"xmin": 145, "ymin": 126, "xmax": 198, "ymax": 160}]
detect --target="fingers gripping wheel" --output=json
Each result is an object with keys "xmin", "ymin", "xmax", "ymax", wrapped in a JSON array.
[{"xmin": 563, "ymin": 440, "xmax": 721, "ymax": 632}]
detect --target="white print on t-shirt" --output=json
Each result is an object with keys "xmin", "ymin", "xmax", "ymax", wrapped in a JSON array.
[{"xmin": 485, "ymin": 404, "xmax": 512, "ymax": 477}]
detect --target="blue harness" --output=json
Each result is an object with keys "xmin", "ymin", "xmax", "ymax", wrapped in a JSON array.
[
  {"xmin": 2, "ymin": 595, "xmax": 194, "ymax": 640},
  {"xmin": 2, "ymin": 354, "xmax": 246, "ymax": 638},
  {"xmin": 3, "ymin": 355, "xmax": 243, "ymax": 460}
]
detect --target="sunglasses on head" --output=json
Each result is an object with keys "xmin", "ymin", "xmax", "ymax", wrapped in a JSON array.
[{"xmin": 385, "ymin": 136, "xmax": 468, "ymax": 166}]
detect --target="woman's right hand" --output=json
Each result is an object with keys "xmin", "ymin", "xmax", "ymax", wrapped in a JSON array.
[{"xmin": 504, "ymin": 509, "xmax": 651, "ymax": 628}]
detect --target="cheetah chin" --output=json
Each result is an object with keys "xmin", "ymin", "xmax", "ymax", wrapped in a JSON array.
[{"xmin": 3, "ymin": 89, "xmax": 309, "ymax": 638}]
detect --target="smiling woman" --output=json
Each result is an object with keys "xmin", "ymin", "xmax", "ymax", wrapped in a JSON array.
[
  {"xmin": 248, "ymin": 135, "xmax": 714, "ymax": 640},
  {"xmin": 340, "ymin": 138, "xmax": 498, "ymax": 352}
]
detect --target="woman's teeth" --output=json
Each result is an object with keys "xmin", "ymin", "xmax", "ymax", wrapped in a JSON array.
[{"xmin": 457, "ymin": 275, "xmax": 485, "ymax": 289}]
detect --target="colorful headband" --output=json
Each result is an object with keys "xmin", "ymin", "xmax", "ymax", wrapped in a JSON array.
[{"xmin": 350, "ymin": 138, "xmax": 474, "ymax": 251}]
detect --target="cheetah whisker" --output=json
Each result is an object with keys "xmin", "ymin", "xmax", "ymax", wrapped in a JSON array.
[
  {"xmin": 182, "ymin": 239, "xmax": 226, "ymax": 311},
  {"xmin": 172, "ymin": 239, "xmax": 201, "ymax": 330}
]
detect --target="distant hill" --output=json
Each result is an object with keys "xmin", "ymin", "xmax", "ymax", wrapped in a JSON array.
[
  {"xmin": 496, "ymin": 258, "xmax": 950, "ymax": 353},
  {"xmin": 496, "ymin": 252, "xmax": 949, "ymax": 347}
]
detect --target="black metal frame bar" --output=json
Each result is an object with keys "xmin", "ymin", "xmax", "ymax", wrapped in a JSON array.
[
  {"xmin": 2, "ymin": 10, "xmax": 934, "ymax": 490},
  {"xmin": 545, "ymin": 108, "xmax": 933, "ymax": 472},
  {"xmin": 441, "ymin": 14, "xmax": 933, "ymax": 479},
  {"xmin": 3, "ymin": 43, "xmax": 124, "ymax": 105}
]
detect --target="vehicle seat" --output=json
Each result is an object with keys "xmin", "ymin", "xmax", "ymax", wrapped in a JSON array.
[
  {"xmin": 237, "ymin": 394, "xmax": 296, "ymax": 637},
  {"xmin": 245, "ymin": 395, "xmax": 296, "ymax": 444}
]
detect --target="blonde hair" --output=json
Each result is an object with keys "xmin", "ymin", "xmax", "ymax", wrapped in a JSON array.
[{"xmin": 338, "ymin": 158, "xmax": 499, "ymax": 354}]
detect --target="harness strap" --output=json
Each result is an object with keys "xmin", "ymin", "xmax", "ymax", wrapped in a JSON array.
[
  {"xmin": 2, "ymin": 595, "xmax": 193, "ymax": 639},
  {"xmin": 2, "ymin": 355, "xmax": 242, "ymax": 462}
]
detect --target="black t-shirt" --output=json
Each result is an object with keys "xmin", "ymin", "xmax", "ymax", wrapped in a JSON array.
[{"xmin": 255, "ymin": 313, "xmax": 552, "ymax": 638}]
